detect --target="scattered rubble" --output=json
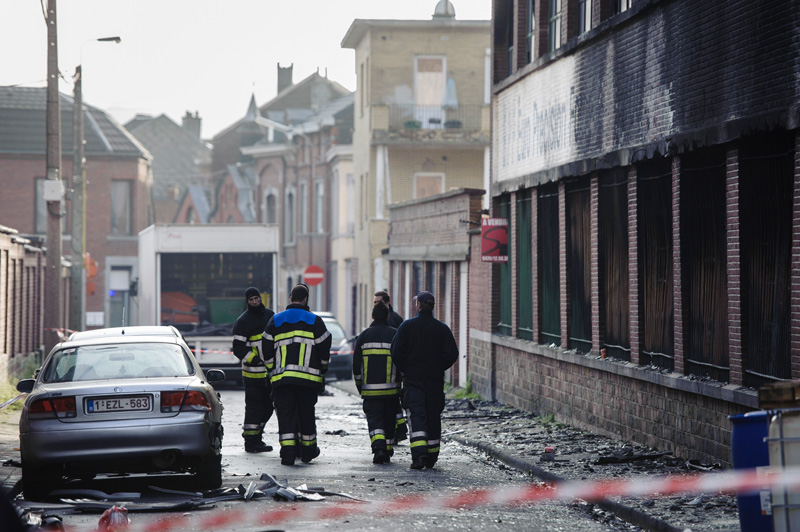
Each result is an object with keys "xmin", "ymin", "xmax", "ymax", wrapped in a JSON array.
[{"xmin": 443, "ymin": 398, "xmax": 740, "ymax": 531}]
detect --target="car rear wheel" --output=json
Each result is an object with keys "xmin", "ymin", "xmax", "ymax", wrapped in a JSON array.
[
  {"xmin": 22, "ymin": 464, "xmax": 61, "ymax": 501},
  {"xmin": 195, "ymin": 453, "xmax": 222, "ymax": 490}
]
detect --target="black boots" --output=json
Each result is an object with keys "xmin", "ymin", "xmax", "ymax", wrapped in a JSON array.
[
  {"xmin": 301, "ymin": 447, "xmax": 321, "ymax": 464},
  {"xmin": 373, "ymin": 449, "xmax": 390, "ymax": 464},
  {"xmin": 409, "ymin": 456, "xmax": 426, "ymax": 469},
  {"xmin": 244, "ymin": 440, "xmax": 273, "ymax": 453}
]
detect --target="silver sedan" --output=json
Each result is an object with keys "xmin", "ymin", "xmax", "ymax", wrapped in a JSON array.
[{"xmin": 16, "ymin": 326, "xmax": 225, "ymax": 500}]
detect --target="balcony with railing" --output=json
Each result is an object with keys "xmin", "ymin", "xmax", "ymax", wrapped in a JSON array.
[{"xmin": 370, "ymin": 103, "xmax": 490, "ymax": 145}]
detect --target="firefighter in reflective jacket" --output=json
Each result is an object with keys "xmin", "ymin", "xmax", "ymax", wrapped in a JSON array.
[
  {"xmin": 390, "ymin": 291, "xmax": 458, "ymax": 469},
  {"xmin": 353, "ymin": 301, "xmax": 400, "ymax": 464},
  {"xmin": 263, "ymin": 284, "xmax": 331, "ymax": 466},
  {"xmin": 232, "ymin": 287, "xmax": 275, "ymax": 453},
  {"xmin": 373, "ymin": 291, "xmax": 408, "ymax": 443}
]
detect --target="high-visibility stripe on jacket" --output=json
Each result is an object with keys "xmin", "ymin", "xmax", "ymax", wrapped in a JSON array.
[
  {"xmin": 232, "ymin": 304, "xmax": 274, "ymax": 380},
  {"xmin": 235, "ymin": 332, "xmax": 268, "ymax": 378},
  {"xmin": 353, "ymin": 320, "xmax": 400, "ymax": 397},
  {"xmin": 263, "ymin": 304, "xmax": 332, "ymax": 390}
]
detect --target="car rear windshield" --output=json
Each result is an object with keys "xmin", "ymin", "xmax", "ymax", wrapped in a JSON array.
[{"xmin": 42, "ymin": 343, "xmax": 195, "ymax": 382}]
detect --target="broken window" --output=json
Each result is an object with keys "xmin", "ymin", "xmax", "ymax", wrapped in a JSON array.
[
  {"xmin": 637, "ymin": 158, "xmax": 674, "ymax": 370},
  {"xmin": 739, "ymin": 131, "xmax": 793, "ymax": 388},
  {"xmin": 599, "ymin": 169, "xmax": 630, "ymax": 361},
  {"xmin": 680, "ymin": 147, "xmax": 729, "ymax": 382},
  {"xmin": 538, "ymin": 184, "xmax": 560, "ymax": 345}
]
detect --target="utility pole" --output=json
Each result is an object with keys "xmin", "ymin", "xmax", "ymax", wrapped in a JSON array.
[
  {"xmin": 68, "ymin": 36, "xmax": 120, "ymax": 332},
  {"xmin": 69, "ymin": 64, "xmax": 84, "ymax": 332},
  {"xmin": 44, "ymin": 0, "xmax": 63, "ymax": 354}
]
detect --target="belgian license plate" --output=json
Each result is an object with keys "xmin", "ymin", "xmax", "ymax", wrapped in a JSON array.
[{"xmin": 87, "ymin": 395, "xmax": 151, "ymax": 413}]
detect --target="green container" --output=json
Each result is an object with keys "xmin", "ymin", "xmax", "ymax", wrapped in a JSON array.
[{"xmin": 207, "ymin": 297, "xmax": 243, "ymax": 324}]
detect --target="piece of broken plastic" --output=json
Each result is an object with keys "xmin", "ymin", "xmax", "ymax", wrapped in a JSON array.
[{"xmin": 97, "ymin": 505, "xmax": 130, "ymax": 531}]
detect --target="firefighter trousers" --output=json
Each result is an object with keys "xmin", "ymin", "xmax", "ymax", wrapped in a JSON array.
[
  {"xmin": 273, "ymin": 385, "xmax": 319, "ymax": 461},
  {"xmin": 362, "ymin": 397, "xmax": 398, "ymax": 454},
  {"xmin": 403, "ymin": 380, "xmax": 445, "ymax": 466},
  {"xmin": 242, "ymin": 376, "xmax": 273, "ymax": 443}
]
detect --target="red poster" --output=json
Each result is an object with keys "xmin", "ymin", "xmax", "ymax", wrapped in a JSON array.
[{"xmin": 481, "ymin": 218, "xmax": 508, "ymax": 262}]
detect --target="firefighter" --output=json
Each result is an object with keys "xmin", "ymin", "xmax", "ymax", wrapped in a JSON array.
[
  {"xmin": 373, "ymin": 290, "xmax": 408, "ymax": 443},
  {"xmin": 231, "ymin": 287, "xmax": 274, "ymax": 453},
  {"xmin": 263, "ymin": 284, "xmax": 331, "ymax": 466},
  {"xmin": 390, "ymin": 291, "xmax": 458, "ymax": 469},
  {"xmin": 353, "ymin": 301, "xmax": 400, "ymax": 464}
]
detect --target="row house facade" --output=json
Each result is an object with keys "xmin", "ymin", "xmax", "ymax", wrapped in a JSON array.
[
  {"xmin": 0, "ymin": 86, "xmax": 153, "ymax": 332},
  {"xmin": 243, "ymin": 96, "xmax": 355, "ymax": 315},
  {"xmin": 124, "ymin": 111, "xmax": 213, "ymax": 224},
  {"xmin": 387, "ymin": 187, "xmax": 484, "ymax": 387},
  {"xmin": 0, "ymin": 224, "xmax": 70, "ymax": 380},
  {"xmin": 342, "ymin": 1, "xmax": 492, "ymax": 332},
  {"xmin": 479, "ymin": 0, "xmax": 800, "ymax": 465},
  {"xmin": 174, "ymin": 70, "xmax": 353, "ymax": 315}
]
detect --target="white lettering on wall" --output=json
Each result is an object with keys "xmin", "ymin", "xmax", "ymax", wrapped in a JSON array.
[{"xmin": 493, "ymin": 56, "xmax": 577, "ymax": 183}]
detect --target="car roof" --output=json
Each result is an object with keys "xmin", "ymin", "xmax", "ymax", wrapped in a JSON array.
[
  {"xmin": 68, "ymin": 326, "xmax": 183, "ymax": 342},
  {"xmin": 55, "ymin": 334, "xmax": 186, "ymax": 352}
]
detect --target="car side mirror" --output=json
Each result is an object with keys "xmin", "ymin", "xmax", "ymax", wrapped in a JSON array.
[
  {"xmin": 17, "ymin": 379, "xmax": 35, "ymax": 393},
  {"xmin": 204, "ymin": 369, "xmax": 226, "ymax": 383}
]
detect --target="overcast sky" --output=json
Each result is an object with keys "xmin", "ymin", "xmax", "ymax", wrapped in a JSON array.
[{"xmin": 2, "ymin": 0, "xmax": 491, "ymax": 139}]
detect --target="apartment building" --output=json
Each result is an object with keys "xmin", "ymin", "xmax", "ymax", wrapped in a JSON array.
[{"xmin": 342, "ymin": 0, "xmax": 491, "ymax": 331}]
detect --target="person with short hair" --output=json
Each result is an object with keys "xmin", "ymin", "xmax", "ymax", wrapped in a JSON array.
[
  {"xmin": 390, "ymin": 291, "xmax": 458, "ymax": 469},
  {"xmin": 263, "ymin": 284, "xmax": 331, "ymax": 465},
  {"xmin": 373, "ymin": 290, "xmax": 403, "ymax": 328},
  {"xmin": 353, "ymin": 301, "xmax": 400, "ymax": 464},
  {"xmin": 231, "ymin": 287, "xmax": 274, "ymax": 453}
]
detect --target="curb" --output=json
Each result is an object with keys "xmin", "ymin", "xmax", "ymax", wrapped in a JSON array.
[{"xmin": 448, "ymin": 434, "xmax": 684, "ymax": 532}]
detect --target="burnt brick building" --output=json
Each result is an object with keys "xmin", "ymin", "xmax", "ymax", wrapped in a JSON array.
[{"xmin": 479, "ymin": 0, "xmax": 800, "ymax": 464}]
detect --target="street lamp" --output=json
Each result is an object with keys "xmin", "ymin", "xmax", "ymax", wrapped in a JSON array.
[{"xmin": 68, "ymin": 36, "xmax": 121, "ymax": 332}]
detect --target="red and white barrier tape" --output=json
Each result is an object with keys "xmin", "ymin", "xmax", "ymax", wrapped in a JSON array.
[
  {"xmin": 190, "ymin": 348, "xmax": 235, "ymax": 355},
  {"xmin": 65, "ymin": 466, "xmax": 800, "ymax": 532}
]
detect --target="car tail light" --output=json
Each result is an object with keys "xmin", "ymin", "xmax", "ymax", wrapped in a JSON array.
[
  {"xmin": 29, "ymin": 396, "xmax": 77, "ymax": 419},
  {"xmin": 160, "ymin": 391, "xmax": 211, "ymax": 413}
]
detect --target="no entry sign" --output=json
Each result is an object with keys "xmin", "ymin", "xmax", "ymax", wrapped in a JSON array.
[{"xmin": 303, "ymin": 265, "xmax": 324, "ymax": 286}]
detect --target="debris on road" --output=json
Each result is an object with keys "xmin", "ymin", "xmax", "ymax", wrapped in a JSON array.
[
  {"xmin": 443, "ymin": 397, "xmax": 740, "ymax": 531},
  {"xmin": 97, "ymin": 505, "xmax": 129, "ymax": 531}
]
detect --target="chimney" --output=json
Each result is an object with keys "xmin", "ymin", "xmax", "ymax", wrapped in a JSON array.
[
  {"xmin": 277, "ymin": 63, "xmax": 293, "ymax": 94},
  {"xmin": 182, "ymin": 111, "xmax": 202, "ymax": 140}
]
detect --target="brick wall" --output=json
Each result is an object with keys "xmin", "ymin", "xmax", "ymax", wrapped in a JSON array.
[
  {"xmin": 627, "ymin": 167, "xmax": 640, "ymax": 365},
  {"xmin": 0, "ymin": 227, "xmax": 67, "ymax": 380},
  {"xmin": 491, "ymin": 338, "xmax": 746, "ymax": 465},
  {"xmin": 726, "ymin": 147, "xmax": 743, "ymax": 384},
  {"xmin": 794, "ymin": 136, "xmax": 800, "ymax": 380},
  {"xmin": 479, "ymin": 0, "xmax": 800, "ymax": 465}
]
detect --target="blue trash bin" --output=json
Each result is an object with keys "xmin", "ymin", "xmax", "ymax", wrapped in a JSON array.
[{"xmin": 730, "ymin": 411, "xmax": 773, "ymax": 532}]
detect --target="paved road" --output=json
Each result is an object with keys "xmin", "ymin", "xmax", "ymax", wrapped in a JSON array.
[{"xmin": 3, "ymin": 382, "xmax": 627, "ymax": 532}]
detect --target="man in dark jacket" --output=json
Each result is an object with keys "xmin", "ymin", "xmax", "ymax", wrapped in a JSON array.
[
  {"xmin": 353, "ymin": 301, "xmax": 400, "ymax": 464},
  {"xmin": 231, "ymin": 287, "xmax": 274, "ymax": 453},
  {"xmin": 390, "ymin": 291, "xmax": 458, "ymax": 469},
  {"xmin": 373, "ymin": 290, "xmax": 407, "ymax": 441},
  {"xmin": 374, "ymin": 290, "xmax": 403, "ymax": 328},
  {"xmin": 263, "ymin": 284, "xmax": 331, "ymax": 465}
]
